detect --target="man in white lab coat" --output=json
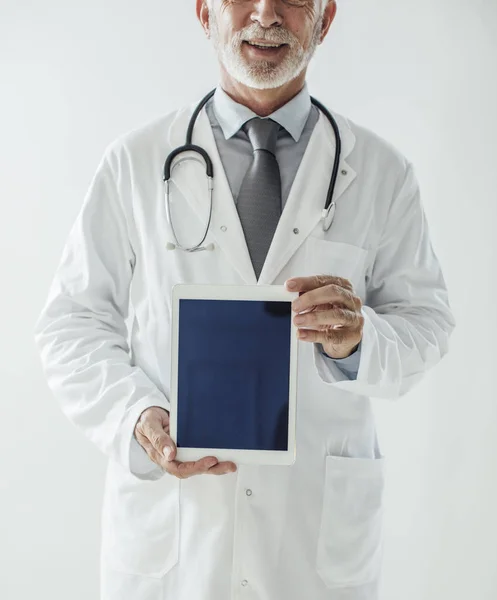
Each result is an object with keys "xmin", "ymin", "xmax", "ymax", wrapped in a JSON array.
[{"xmin": 34, "ymin": 1, "xmax": 456, "ymax": 599}]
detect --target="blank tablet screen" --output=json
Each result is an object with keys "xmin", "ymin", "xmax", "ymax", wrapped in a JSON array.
[{"xmin": 177, "ymin": 299, "xmax": 292, "ymax": 452}]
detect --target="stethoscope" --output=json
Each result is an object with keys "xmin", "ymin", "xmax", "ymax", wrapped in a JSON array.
[{"xmin": 163, "ymin": 89, "xmax": 341, "ymax": 253}]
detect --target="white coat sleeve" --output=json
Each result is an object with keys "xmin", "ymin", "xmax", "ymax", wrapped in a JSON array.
[
  {"xmin": 313, "ymin": 161, "xmax": 456, "ymax": 398},
  {"xmin": 34, "ymin": 149, "xmax": 168, "ymax": 481}
]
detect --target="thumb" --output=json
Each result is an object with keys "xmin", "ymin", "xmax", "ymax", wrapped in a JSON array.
[{"xmin": 142, "ymin": 418, "xmax": 176, "ymax": 462}]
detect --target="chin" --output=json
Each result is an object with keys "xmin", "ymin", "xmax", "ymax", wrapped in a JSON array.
[
  {"xmin": 226, "ymin": 61, "xmax": 296, "ymax": 90},
  {"xmin": 241, "ymin": 77, "xmax": 285, "ymax": 91},
  {"xmin": 237, "ymin": 69, "xmax": 303, "ymax": 91}
]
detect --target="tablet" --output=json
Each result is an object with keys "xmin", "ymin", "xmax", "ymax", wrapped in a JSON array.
[{"xmin": 169, "ymin": 284, "xmax": 299, "ymax": 466}]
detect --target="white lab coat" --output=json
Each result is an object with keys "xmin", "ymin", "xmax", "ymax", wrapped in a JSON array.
[{"xmin": 34, "ymin": 100, "xmax": 455, "ymax": 600}]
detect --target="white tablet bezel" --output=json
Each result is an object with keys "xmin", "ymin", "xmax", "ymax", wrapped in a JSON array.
[{"xmin": 170, "ymin": 284, "xmax": 299, "ymax": 466}]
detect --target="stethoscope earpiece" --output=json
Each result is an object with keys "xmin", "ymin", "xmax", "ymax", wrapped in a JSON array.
[{"xmin": 322, "ymin": 202, "xmax": 336, "ymax": 232}]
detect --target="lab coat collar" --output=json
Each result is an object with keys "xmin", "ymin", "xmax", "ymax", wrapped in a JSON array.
[{"xmin": 167, "ymin": 99, "xmax": 357, "ymax": 285}]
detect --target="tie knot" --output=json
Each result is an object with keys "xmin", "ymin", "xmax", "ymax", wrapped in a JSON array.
[{"xmin": 244, "ymin": 117, "xmax": 280, "ymax": 156}]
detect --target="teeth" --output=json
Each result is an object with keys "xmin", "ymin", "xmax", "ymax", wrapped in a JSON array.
[{"xmin": 247, "ymin": 41, "xmax": 282, "ymax": 48}]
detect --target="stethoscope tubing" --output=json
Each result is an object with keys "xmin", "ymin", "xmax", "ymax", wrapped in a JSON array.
[{"xmin": 163, "ymin": 89, "xmax": 341, "ymax": 252}]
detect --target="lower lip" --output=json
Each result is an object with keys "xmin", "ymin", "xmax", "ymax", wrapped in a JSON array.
[{"xmin": 243, "ymin": 41, "xmax": 287, "ymax": 58}]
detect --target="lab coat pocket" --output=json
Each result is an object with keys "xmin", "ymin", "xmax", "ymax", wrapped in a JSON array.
[
  {"xmin": 306, "ymin": 237, "xmax": 369, "ymax": 292},
  {"xmin": 102, "ymin": 467, "xmax": 180, "ymax": 578},
  {"xmin": 316, "ymin": 455, "xmax": 385, "ymax": 589}
]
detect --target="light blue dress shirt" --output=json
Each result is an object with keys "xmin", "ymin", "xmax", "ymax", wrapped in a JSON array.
[{"xmin": 205, "ymin": 85, "xmax": 361, "ymax": 380}]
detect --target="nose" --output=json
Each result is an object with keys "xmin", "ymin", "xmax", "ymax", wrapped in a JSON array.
[{"xmin": 251, "ymin": 0, "xmax": 283, "ymax": 28}]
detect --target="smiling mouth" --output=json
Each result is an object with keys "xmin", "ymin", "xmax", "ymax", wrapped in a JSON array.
[{"xmin": 243, "ymin": 40, "xmax": 287, "ymax": 51}]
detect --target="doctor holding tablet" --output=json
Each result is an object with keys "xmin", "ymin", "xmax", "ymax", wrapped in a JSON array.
[{"xmin": 34, "ymin": 2, "xmax": 455, "ymax": 600}]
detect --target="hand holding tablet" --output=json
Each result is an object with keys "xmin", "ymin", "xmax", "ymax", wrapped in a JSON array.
[{"xmin": 134, "ymin": 405, "xmax": 238, "ymax": 478}]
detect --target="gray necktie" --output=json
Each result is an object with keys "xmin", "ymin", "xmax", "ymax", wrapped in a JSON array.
[{"xmin": 236, "ymin": 117, "xmax": 282, "ymax": 280}]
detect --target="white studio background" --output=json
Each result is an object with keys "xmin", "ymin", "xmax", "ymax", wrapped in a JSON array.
[{"xmin": 1, "ymin": 1, "xmax": 496, "ymax": 599}]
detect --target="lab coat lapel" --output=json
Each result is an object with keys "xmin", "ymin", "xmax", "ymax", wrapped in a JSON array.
[
  {"xmin": 168, "ymin": 105, "xmax": 258, "ymax": 284},
  {"xmin": 258, "ymin": 111, "xmax": 357, "ymax": 285}
]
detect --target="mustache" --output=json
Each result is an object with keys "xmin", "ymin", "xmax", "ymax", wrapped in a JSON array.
[{"xmin": 233, "ymin": 23, "xmax": 299, "ymax": 47}]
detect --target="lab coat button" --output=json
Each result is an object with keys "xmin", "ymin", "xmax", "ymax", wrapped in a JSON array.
[
  {"xmin": 246, "ymin": 489, "xmax": 252, "ymax": 496},
  {"xmin": 241, "ymin": 580, "xmax": 248, "ymax": 587},
  {"xmin": 220, "ymin": 225, "xmax": 227, "ymax": 232},
  {"xmin": 293, "ymin": 228, "xmax": 299, "ymax": 235},
  {"xmin": 341, "ymin": 169, "xmax": 348, "ymax": 176}
]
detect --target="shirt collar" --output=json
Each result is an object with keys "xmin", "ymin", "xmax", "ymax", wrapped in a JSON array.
[{"xmin": 212, "ymin": 83, "xmax": 312, "ymax": 143}]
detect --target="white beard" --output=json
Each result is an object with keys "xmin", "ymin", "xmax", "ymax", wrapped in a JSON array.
[{"xmin": 209, "ymin": 16, "xmax": 323, "ymax": 90}]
